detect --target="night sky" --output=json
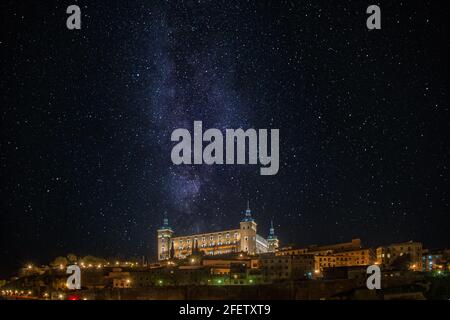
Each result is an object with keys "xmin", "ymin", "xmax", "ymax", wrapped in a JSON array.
[{"xmin": 1, "ymin": 1, "xmax": 449, "ymax": 277}]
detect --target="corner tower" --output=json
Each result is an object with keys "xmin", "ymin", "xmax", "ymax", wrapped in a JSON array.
[
  {"xmin": 239, "ymin": 200, "xmax": 257, "ymax": 254},
  {"xmin": 267, "ymin": 220, "xmax": 279, "ymax": 252},
  {"xmin": 157, "ymin": 212, "xmax": 174, "ymax": 261}
]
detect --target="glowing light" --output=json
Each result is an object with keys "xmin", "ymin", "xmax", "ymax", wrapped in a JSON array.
[
  {"xmin": 27, "ymin": 265, "xmax": 33, "ymax": 269},
  {"xmin": 314, "ymin": 269, "xmax": 320, "ymax": 274}
]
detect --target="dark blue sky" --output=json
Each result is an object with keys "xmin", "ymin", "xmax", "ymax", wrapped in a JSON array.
[{"xmin": 1, "ymin": 0, "xmax": 449, "ymax": 277}]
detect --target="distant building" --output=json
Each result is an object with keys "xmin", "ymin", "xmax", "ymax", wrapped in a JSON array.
[
  {"xmin": 422, "ymin": 249, "xmax": 449, "ymax": 272},
  {"xmin": 275, "ymin": 239, "xmax": 374, "ymax": 276},
  {"xmin": 156, "ymin": 202, "xmax": 280, "ymax": 260},
  {"xmin": 259, "ymin": 253, "xmax": 292, "ymax": 282},
  {"xmin": 113, "ymin": 278, "xmax": 131, "ymax": 289},
  {"xmin": 376, "ymin": 241, "xmax": 423, "ymax": 270},
  {"xmin": 309, "ymin": 238, "xmax": 363, "ymax": 253},
  {"xmin": 291, "ymin": 254, "xmax": 315, "ymax": 279},
  {"xmin": 277, "ymin": 239, "xmax": 363, "ymax": 257}
]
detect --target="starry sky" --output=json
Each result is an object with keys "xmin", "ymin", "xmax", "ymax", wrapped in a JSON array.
[{"xmin": 1, "ymin": 1, "xmax": 449, "ymax": 277}]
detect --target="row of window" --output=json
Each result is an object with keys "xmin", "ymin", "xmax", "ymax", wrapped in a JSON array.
[
  {"xmin": 179, "ymin": 241, "xmax": 238, "ymax": 250},
  {"xmin": 175, "ymin": 232, "xmax": 240, "ymax": 245}
]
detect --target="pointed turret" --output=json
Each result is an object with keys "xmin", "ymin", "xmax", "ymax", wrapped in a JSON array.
[
  {"xmin": 160, "ymin": 211, "xmax": 172, "ymax": 231},
  {"xmin": 268, "ymin": 220, "xmax": 276, "ymax": 239},
  {"xmin": 267, "ymin": 219, "xmax": 279, "ymax": 252},
  {"xmin": 242, "ymin": 199, "xmax": 254, "ymax": 222}
]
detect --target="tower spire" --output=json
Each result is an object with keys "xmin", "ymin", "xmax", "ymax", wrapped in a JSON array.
[
  {"xmin": 242, "ymin": 199, "xmax": 254, "ymax": 222},
  {"xmin": 268, "ymin": 219, "xmax": 276, "ymax": 239},
  {"xmin": 161, "ymin": 211, "xmax": 171, "ymax": 230},
  {"xmin": 245, "ymin": 200, "xmax": 252, "ymax": 217}
]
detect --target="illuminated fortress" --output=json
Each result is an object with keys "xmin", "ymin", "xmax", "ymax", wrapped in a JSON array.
[{"xmin": 157, "ymin": 202, "xmax": 279, "ymax": 260}]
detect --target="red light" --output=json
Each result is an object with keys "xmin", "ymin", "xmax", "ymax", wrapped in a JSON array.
[{"xmin": 67, "ymin": 294, "xmax": 80, "ymax": 300}]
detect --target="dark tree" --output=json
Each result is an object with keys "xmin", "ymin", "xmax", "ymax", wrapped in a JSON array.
[{"xmin": 170, "ymin": 241, "xmax": 175, "ymax": 259}]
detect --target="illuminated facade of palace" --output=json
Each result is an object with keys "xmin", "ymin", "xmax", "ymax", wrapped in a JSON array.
[{"xmin": 157, "ymin": 202, "xmax": 279, "ymax": 260}]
